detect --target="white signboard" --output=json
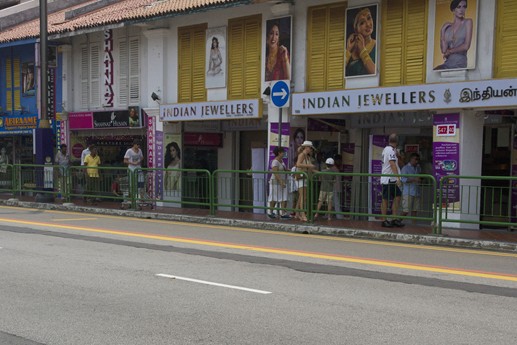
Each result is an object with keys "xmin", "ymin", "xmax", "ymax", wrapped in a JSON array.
[
  {"xmin": 292, "ymin": 78, "xmax": 517, "ymax": 115},
  {"xmin": 160, "ymin": 99, "xmax": 262, "ymax": 122}
]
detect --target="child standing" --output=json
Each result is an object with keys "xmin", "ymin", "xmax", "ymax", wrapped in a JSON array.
[{"xmin": 315, "ymin": 158, "xmax": 338, "ymax": 220}]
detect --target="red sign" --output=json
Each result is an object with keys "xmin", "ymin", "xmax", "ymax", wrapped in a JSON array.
[{"xmin": 183, "ymin": 133, "xmax": 223, "ymax": 147}]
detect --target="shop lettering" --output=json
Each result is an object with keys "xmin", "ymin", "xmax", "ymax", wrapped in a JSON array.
[
  {"xmin": 93, "ymin": 120, "xmax": 127, "ymax": 127},
  {"xmin": 459, "ymin": 86, "xmax": 517, "ymax": 103},
  {"xmin": 5, "ymin": 117, "xmax": 37, "ymax": 127},
  {"xmin": 201, "ymin": 103, "xmax": 254, "ymax": 117},
  {"xmin": 103, "ymin": 29, "xmax": 114, "ymax": 107},
  {"xmin": 302, "ymin": 96, "xmax": 350, "ymax": 110},
  {"xmin": 358, "ymin": 90, "xmax": 436, "ymax": 108}
]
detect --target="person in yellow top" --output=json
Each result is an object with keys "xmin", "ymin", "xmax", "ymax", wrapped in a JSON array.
[{"xmin": 83, "ymin": 146, "xmax": 101, "ymax": 203}]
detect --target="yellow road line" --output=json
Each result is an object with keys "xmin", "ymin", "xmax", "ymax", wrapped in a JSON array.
[
  {"xmin": 1, "ymin": 205, "xmax": 517, "ymax": 258},
  {"xmin": 52, "ymin": 218, "xmax": 97, "ymax": 222},
  {"xmin": 1, "ymin": 217, "xmax": 517, "ymax": 282}
]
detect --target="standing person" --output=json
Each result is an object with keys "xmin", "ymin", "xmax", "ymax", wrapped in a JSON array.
[
  {"xmin": 332, "ymin": 154, "xmax": 344, "ymax": 220},
  {"xmin": 206, "ymin": 37, "xmax": 223, "ymax": 76},
  {"xmin": 83, "ymin": 147, "xmax": 101, "ymax": 204},
  {"xmin": 81, "ymin": 144, "xmax": 94, "ymax": 166},
  {"xmin": 346, "ymin": 7, "xmax": 376, "ymax": 76},
  {"xmin": 55, "ymin": 144, "xmax": 70, "ymax": 197},
  {"xmin": 434, "ymin": 0, "xmax": 473, "ymax": 70},
  {"xmin": 265, "ymin": 21, "xmax": 291, "ymax": 81},
  {"xmin": 164, "ymin": 142, "xmax": 181, "ymax": 192},
  {"xmin": 124, "ymin": 140, "xmax": 144, "ymax": 197},
  {"xmin": 295, "ymin": 141, "xmax": 316, "ymax": 222},
  {"xmin": 401, "ymin": 153, "xmax": 422, "ymax": 223},
  {"xmin": 267, "ymin": 147, "xmax": 290, "ymax": 219},
  {"xmin": 380, "ymin": 134, "xmax": 404, "ymax": 228},
  {"xmin": 315, "ymin": 158, "xmax": 338, "ymax": 221}
]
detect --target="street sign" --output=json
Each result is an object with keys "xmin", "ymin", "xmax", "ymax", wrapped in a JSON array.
[{"xmin": 270, "ymin": 80, "xmax": 290, "ymax": 108}]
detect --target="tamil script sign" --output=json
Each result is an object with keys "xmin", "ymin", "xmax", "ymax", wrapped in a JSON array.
[{"xmin": 292, "ymin": 78, "xmax": 517, "ymax": 115}]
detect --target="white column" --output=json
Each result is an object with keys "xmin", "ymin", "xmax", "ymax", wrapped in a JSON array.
[
  {"xmin": 60, "ymin": 45, "xmax": 73, "ymax": 113},
  {"xmin": 143, "ymin": 28, "xmax": 169, "ymax": 106}
]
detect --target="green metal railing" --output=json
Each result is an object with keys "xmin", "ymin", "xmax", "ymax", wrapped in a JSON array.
[
  {"xmin": 438, "ymin": 175, "xmax": 517, "ymax": 232},
  {"xmin": 4, "ymin": 164, "xmax": 515, "ymax": 235}
]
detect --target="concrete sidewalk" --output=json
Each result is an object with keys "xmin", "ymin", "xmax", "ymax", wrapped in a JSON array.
[{"xmin": 2, "ymin": 197, "xmax": 516, "ymax": 253}]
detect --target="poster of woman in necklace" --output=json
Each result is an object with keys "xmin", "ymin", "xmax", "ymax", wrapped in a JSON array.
[
  {"xmin": 265, "ymin": 16, "xmax": 292, "ymax": 82},
  {"xmin": 433, "ymin": 0, "xmax": 478, "ymax": 71},
  {"xmin": 206, "ymin": 26, "xmax": 226, "ymax": 88}
]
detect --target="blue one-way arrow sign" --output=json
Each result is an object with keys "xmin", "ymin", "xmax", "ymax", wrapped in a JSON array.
[{"xmin": 270, "ymin": 80, "xmax": 290, "ymax": 108}]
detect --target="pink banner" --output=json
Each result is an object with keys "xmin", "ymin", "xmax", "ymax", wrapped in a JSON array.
[{"xmin": 69, "ymin": 112, "xmax": 93, "ymax": 129}]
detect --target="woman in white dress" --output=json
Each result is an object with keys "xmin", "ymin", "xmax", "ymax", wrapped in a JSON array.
[{"xmin": 164, "ymin": 142, "xmax": 181, "ymax": 192}]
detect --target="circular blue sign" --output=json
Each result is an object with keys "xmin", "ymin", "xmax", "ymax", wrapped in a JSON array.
[{"xmin": 270, "ymin": 80, "xmax": 290, "ymax": 108}]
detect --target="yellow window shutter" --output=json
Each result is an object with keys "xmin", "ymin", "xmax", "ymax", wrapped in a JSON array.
[
  {"xmin": 382, "ymin": 0, "xmax": 404, "ymax": 86},
  {"xmin": 495, "ymin": 0, "xmax": 517, "ymax": 77},
  {"xmin": 192, "ymin": 25, "xmax": 207, "ymax": 102},
  {"xmin": 178, "ymin": 24, "xmax": 207, "ymax": 103},
  {"xmin": 244, "ymin": 18, "xmax": 261, "ymax": 98},
  {"xmin": 404, "ymin": 0, "xmax": 427, "ymax": 84},
  {"xmin": 228, "ymin": 15, "xmax": 261, "ymax": 100},
  {"xmin": 6, "ymin": 59, "xmax": 12, "ymax": 111},
  {"xmin": 307, "ymin": 7, "xmax": 327, "ymax": 91},
  {"xmin": 14, "ymin": 58, "xmax": 21, "ymax": 110},
  {"xmin": 228, "ymin": 20, "xmax": 244, "ymax": 99},
  {"xmin": 327, "ymin": 4, "xmax": 345, "ymax": 90},
  {"xmin": 382, "ymin": 0, "xmax": 427, "ymax": 86}
]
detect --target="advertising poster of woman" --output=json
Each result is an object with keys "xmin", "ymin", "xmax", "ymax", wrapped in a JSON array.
[
  {"xmin": 22, "ymin": 62, "xmax": 35, "ymax": 96},
  {"xmin": 265, "ymin": 16, "xmax": 292, "ymax": 82},
  {"xmin": 163, "ymin": 134, "xmax": 182, "ymax": 197},
  {"xmin": 345, "ymin": 4, "xmax": 378, "ymax": 78},
  {"xmin": 433, "ymin": 0, "xmax": 478, "ymax": 71},
  {"xmin": 206, "ymin": 26, "xmax": 226, "ymax": 88}
]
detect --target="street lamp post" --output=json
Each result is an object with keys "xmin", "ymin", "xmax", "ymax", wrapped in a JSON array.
[{"xmin": 35, "ymin": 0, "xmax": 54, "ymax": 201}]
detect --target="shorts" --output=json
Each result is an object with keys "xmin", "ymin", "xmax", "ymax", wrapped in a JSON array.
[
  {"xmin": 318, "ymin": 191, "xmax": 333, "ymax": 205},
  {"xmin": 296, "ymin": 179, "xmax": 307, "ymax": 189},
  {"xmin": 268, "ymin": 183, "xmax": 288, "ymax": 202},
  {"xmin": 402, "ymin": 195, "xmax": 420, "ymax": 213},
  {"xmin": 382, "ymin": 182, "xmax": 402, "ymax": 200}
]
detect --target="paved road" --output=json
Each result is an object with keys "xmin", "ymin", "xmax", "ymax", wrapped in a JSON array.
[{"xmin": 0, "ymin": 206, "xmax": 516, "ymax": 345}]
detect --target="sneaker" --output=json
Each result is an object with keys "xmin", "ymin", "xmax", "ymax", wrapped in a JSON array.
[
  {"xmin": 280, "ymin": 214, "xmax": 293, "ymax": 219},
  {"xmin": 267, "ymin": 213, "xmax": 277, "ymax": 219},
  {"xmin": 392, "ymin": 219, "xmax": 405, "ymax": 227},
  {"xmin": 381, "ymin": 220, "xmax": 393, "ymax": 228}
]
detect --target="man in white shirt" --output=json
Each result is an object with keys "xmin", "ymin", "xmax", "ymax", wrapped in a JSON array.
[
  {"xmin": 81, "ymin": 144, "xmax": 94, "ymax": 166},
  {"xmin": 124, "ymin": 140, "xmax": 144, "ymax": 197},
  {"xmin": 380, "ymin": 133, "xmax": 404, "ymax": 228}
]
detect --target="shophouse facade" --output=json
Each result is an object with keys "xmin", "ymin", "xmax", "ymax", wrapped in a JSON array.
[{"xmin": 1, "ymin": 0, "xmax": 516, "ymax": 227}]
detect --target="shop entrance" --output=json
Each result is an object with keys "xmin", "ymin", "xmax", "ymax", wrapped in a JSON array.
[
  {"xmin": 239, "ymin": 131, "xmax": 267, "ymax": 212},
  {"xmin": 183, "ymin": 146, "xmax": 218, "ymax": 207},
  {"xmin": 481, "ymin": 124, "xmax": 513, "ymax": 227}
]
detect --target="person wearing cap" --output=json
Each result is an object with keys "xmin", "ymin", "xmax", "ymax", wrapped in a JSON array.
[
  {"xmin": 267, "ymin": 147, "xmax": 290, "ymax": 219},
  {"xmin": 315, "ymin": 158, "xmax": 339, "ymax": 220},
  {"xmin": 294, "ymin": 140, "xmax": 316, "ymax": 222}
]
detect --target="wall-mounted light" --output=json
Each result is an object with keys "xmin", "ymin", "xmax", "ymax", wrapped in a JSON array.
[{"xmin": 151, "ymin": 92, "xmax": 161, "ymax": 104}]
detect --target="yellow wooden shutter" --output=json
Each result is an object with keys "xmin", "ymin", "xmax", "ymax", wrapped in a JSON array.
[
  {"xmin": 228, "ymin": 20, "xmax": 244, "ymax": 99},
  {"xmin": 327, "ymin": 4, "xmax": 346, "ymax": 90},
  {"xmin": 307, "ymin": 4, "xmax": 345, "ymax": 92},
  {"xmin": 382, "ymin": 0, "xmax": 427, "ymax": 86},
  {"xmin": 244, "ymin": 19, "xmax": 261, "ymax": 98},
  {"xmin": 404, "ymin": 0, "xmax": 427, "ymax": 84},
  {"xmin": 178, "ymin": 24, "xmax": 207, "ymax": 103},
  {"xmin": 192, "ymin": 26, "xmax": 207, "ymax": 102},
  {"xmin": 307, "ymin": 7, "xmax": 327, "ymax": 91},
  {"xmin": 382, "ymin": 0, "xmax": 404, "ymax": 85},
  {"xmin": 6, "ymin": 59, "xmax": 12, "ymax": 111},
  {"xmin": 495, "ymin": 0, "xmax": 517, "ymax": 78},
  {"xmin": 13, "ymin": 58, "xmax": 21, "ymax": 110},
  {"xmin": 228, "ymin": 15, "xmax": 261, "ymax": 100}
]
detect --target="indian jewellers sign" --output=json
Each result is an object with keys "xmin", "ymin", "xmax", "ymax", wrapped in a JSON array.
[
  {"xmin": 292, "ymin": 78, "xmax": 517, "ymax": 115},
  {"xmin": 160, "ymin": 99, "xmax": 262, "ymax": 122}
]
